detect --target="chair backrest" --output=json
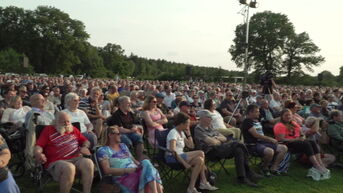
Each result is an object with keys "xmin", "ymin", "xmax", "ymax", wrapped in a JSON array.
[
  {"xmin": 94, "ymin": 146, "xmax": 113, "ymax": 184},
  {"xmin": 35, "ymin": 125, "xmax": 48, "ymax": 140},
  {"xmin": 35, "ymin": 122, "xmax": 81, "ymax": 140},
  {"xmin": 154, "ymin": 129, "xmax": 172, "ymax": 160},
  {"xmin": 94, "ymin": 146, "xmax": 104, "ymax": 180},
  {"xmin": 72, "ymin": 122, "xmax": 81, "ymax": 131}
]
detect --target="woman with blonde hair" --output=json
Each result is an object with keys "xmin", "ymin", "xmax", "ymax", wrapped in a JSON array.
[
  {"xmin": 97, "ymin": 126, "xmax": 163, "ymax": 193},
  {"xmin": 1, "ymin": 96, "xmax": 31, "ymax": 127},
  {"xmin": 142, "ymin": 96, "xmax": 167, "ymax": 145}
]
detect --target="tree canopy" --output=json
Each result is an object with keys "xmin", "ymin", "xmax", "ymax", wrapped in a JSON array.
[{"xmin": 229, "ymin": 11, "xmax": 324, "ymax": 80}]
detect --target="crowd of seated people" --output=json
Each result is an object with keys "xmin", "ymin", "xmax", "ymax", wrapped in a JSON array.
[{"xmin": 0, "ymin": 74, "xmax": 343, "ymax": 192}]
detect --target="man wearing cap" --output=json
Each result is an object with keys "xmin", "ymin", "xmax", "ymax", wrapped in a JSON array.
[
  {"xmin": 175, "ymin": 101, "xmax": 198, "ymax": 127},
  {"xmin": 18, "ymin": 85, "xmax": 31, "ymax": 106},
  {"xmin": 308, "ymin": 103, "xmax": 325, "ymax": 119},
  {"xmin": 194, "ymin": 110, "xmax": 262, "ymax": 187}
]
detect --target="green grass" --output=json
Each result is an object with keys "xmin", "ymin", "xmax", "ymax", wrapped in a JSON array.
[{"xmin": 15, "ymin": 159, "xmax": 343, "ymax": 193}]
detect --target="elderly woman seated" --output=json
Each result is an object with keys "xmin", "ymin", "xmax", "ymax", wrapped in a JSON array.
[
  {"xmin": 1, "ymin": 96, "xmax": 31, "ymax": 127},
  {"xmin": 203, "ymin": 99, "xmax": 241, "ymax": 141},
  {"xmin": 62, "ymin": 92, "xmax": 97, "ymax": 148},
  {"xmin": 97, "ymin": 126, "xmax": 163, "ymax": 193}
]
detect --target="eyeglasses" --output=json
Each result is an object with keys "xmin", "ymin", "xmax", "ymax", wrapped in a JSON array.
[{"xmin": 151, "ymin": 101, "xmax": 157, "ymax": 103}]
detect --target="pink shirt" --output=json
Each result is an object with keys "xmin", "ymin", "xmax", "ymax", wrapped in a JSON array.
[{"xmin": 273, "ymin": 121, "xmax": 301, "ymax": 141}]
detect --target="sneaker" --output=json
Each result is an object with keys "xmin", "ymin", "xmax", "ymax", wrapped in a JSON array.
[
  {"xmin": 187, "ymin": 187, "xmax": 201, "ymax": 193},
  {"xmin": 270, "ymin": 170, "xmax": 281, "ymax": 176},
  {"xmin": 199, "ymin": 182, "xmax": 219, "ymax": 191},
  {"xmin": 261, "ymin": 169, "xmax": 272, "ymax": 177}
]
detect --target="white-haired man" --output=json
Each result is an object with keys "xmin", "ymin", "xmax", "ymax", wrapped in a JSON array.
[{"xmin": 34, "ymin": 112, "xmax": 94, "ymax": 193}]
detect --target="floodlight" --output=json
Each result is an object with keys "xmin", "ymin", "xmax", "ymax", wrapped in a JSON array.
[
  {"xmin": 249, "ymin": 0, "xmax": 258, "ymax": 8},
  {"xmin": 239, "ymin": 0, "xmax": 251, "ymax": 5}
]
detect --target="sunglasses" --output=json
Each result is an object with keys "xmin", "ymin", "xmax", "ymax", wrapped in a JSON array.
[
  {"xmin": 110, "ymin": 131, "xmax": 121, "ymax": 136},
  {"xmin": 151, "ymin": 101, "xmax": 157, "ymax": 103}
]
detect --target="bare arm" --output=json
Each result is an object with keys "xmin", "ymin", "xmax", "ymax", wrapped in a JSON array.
[
  {"xmin": 100, "ymin": 159, "xmax": 137, "ymax": 176},
  {"xmin": 34, "ymin": 145, "xmax": 47, "ymax": 164},
  {"xmin": 183, "ymin": 129, "xmax": 194, "ymax": 149},
  {"xmin": 169, "ymin": 140, "xmax": 190, "ymax": 168},
  {"xmin": 248, "ymin": 127, "xmax": 277, "ymax": 144},
  {"xmin": 276, "ymin": 134, "xmax": 304, "ymax": 143}
]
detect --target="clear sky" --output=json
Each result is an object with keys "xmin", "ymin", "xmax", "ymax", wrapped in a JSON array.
[{"xmin": 2, "ymin": 0, "xmax": 343, "ymax": 75}]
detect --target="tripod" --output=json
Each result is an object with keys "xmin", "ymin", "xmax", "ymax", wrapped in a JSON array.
[{"xmin": 227, "ymin": 91, "xmax": 250, "ymax": 125}]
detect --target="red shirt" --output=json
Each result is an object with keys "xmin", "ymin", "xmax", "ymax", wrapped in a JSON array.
[
  {"xmin": 36, "ymin": 125, "xmax": 87, "ymax": 168},
  {"xmin": 273, "ymin": 121, "xmax": 301, "ymax": 141}
]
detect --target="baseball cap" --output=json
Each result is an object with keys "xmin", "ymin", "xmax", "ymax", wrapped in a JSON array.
[
  {"xmin": 179, "ymin": 101, "xmax": 191, "ymax": 107},
  {"xmin": 197, "ymin": 110, "xmax": 212, "ymax": 118},
  {"xmin": 155, "ymin": 93, "xmax": 165, "ymax": 98}
]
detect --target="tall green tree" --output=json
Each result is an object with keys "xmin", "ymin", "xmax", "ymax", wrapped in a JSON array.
[
  {"xmin": 229, "ymin": 11, "xmax": 295, "ymax": 75},
  {"xmin": 0, "ymin": 6, "xmax": 89, "ymax": 74},
  {"xmin": 98, "ymin": 43, "xmax": 135, "ymax": 78},
  {"xmin": 283, "ymin": 32, "xmax": 324, "ymax": 78},
  {"xmin": 0, "ymin": 48, "xmax": 33, "ymax": 73}
]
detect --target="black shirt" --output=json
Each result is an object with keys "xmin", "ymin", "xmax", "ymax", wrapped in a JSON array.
[
  {"xmin": 107, "ymin": 109, "xmax": 139, "ymax": 129},
  {"xmin": 241, "ymin": 118, "xmax": 264, "ymax": 144}
]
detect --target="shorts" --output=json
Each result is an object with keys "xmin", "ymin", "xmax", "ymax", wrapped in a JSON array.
[
  {"xmin": 120, "ymin": 133, "xmax": 144, "ymax": 147},
  {"xmin": 165, "ymin": 153, "xmax": 187, "ymax": 164},
  {"xmin": 248, "ymin": 142, "xmax": 277, "ymax": 156},
  {"xmin": 47, "ymin": 156, "xmax": 88, "ymax": 181}
]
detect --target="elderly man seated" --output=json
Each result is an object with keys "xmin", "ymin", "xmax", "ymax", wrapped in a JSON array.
[
  {"xmin": 194, "ymin": 110, "xmax": 262, "ymax": 187},
  {"xmin": 34, "ymin": 112, "xmax": 94, "ymax": 193},
  {"xmin": 106, "ymin": 96, "xmax": 145, "ymax": 160},
  {"xmin": 25, "ymin": 94, "xmax": 55, "ymax": 170}
]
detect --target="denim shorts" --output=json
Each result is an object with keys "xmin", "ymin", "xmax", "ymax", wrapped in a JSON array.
[
  {"xmin": 165, "ymin": 153, "xmax": 187, "ymax": 164},
  {"xmin": 120, "ymin": 133, "xmax": 144, "ymax": 147},
  {"xmin": 248, "ymin": 142, "xmax": 277, "ymax": 156}
]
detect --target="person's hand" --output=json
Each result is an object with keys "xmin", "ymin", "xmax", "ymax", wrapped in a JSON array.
[
  {"xmin": 80, "ymin": 146, "xmax": 91, "ymax": 156},
  {"xmin": 269, "ymin": 138, "xmax": 278, "ymax": 144},
  {"xmin": 125, "ymin": 168, "xmax": 137, "ymax": 174},
  {"xmin": 131, "ymin": 127, "xmax": 139, "ymax": 133},
  {"xmin": 183, "ymin": 163, "xmax": 192, "ymax": 170},
  {"xmin": 35, "ymin": 153, "xmax": 47, "ymax": 164},
  {"xmin": 297, "ymin": 137, "xmax": 305, "ymax": 141}
]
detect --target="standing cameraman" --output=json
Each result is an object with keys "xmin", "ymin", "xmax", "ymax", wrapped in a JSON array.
[{"xmin": 261, "ymin": 72, "xmax": 277, "ymax": 101}]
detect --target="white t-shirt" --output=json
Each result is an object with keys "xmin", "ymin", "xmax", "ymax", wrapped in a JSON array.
[
  {"xmin": 166, "ymin": 128, "xmax": 186, "ymax": 155},
  {"xmin": 1, "ymin": 106, "xmax": 31, "ymax": 124},
  {"xmin": 62, "ymin": 109, "xmax": 91, "ymax": 133},
  {"xmin": 163, "ymin": 93, "xmax": 176, "ymax": 108},
  {"xmin": 211, "ymin": 110, "xmax": 227, "ymax": 130}
]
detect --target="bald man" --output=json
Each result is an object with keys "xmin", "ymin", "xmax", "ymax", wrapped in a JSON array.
[{"xmin": 24, "ymin": 94, "xmax": 55, "ymax": 170}]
